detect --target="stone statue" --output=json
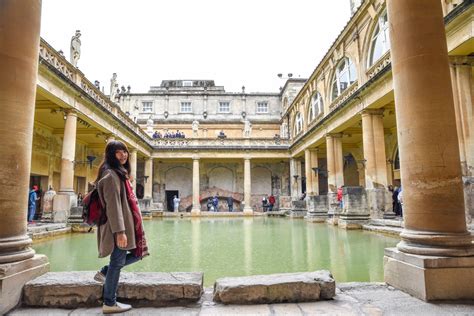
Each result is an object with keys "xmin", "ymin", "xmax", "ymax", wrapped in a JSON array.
[
  {"xmin": 147, "ymin": 116, "xmax": 154, "ymax": 135},
  {"xmin": 192, "ymin": 120, "xmax": 199, "ymax": 137},
  {"xmin": 243, "ymin": 119, "xmax": 252, "ymax": 138},
  {"xmin": 110, "ymin": 73, "xmax": 118, "ymax": 101},
  {"xmin": 70, "ymin": 30, "xmax": 81, "ymax": 67}
]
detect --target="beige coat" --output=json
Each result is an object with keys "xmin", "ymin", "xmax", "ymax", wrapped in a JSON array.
[{"xmin": 96, "ymin": 169, "xmax": 136, "ymax": 258}]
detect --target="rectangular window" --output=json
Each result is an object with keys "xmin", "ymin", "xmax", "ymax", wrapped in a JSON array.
[
  {"xmin": 218, "ymin": 101, "xmax": 230, "ymax": 113},
  {"xmin": 257, "ymin": 101, "xmax": 269, "ymax": 113},
  {"xmin": 180, "ymin": 101, "xmax": 192, "ymax": 113},
  {"xmin": 142, "ymin": 101, "xmax": 153, "ymax": 113},
  {"xmin": 183, "ymin": 81, "xmax": 193, "ymax": 87}
]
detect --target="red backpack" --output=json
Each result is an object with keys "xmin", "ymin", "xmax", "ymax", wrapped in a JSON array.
[{"xmin": 82, "ymin": 188, "xmax": 107, "ymax": 228}]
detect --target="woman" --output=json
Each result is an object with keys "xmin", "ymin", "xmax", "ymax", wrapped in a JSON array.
[{"xmin": 93, "ymin": 141, "xmax": 149, "ymax": 314}]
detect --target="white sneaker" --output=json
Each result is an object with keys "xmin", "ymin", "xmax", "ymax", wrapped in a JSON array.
[
  {"xmin": 102, "ymin": 301, "xmax": 132, "ymax": 314},
  {"xmin": 94, "ymin": 271, "xmax": 106, "ymax": 283}
]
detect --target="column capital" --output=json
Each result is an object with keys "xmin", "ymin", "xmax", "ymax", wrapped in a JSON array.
[
  {"xmin": 192, "ymin": 155, "xmax": 200, "ymax": 161},
  {"xmin": 129, "ymin": 148, "xmax": 137, "ymax": 153},
  {"xmin": 64, "ymin": 109, "xmax": 78, "ymax": 116},
  {"xmin": 325, "ymin": 132, "xmax": 343, "ymax": 139},
  {"xmin": 360, "ymin": 109, "xmax": 384, "ymax": 117},
  {"xmin": 449, "ymin": 56, "xmax": 474, "ymax": 66},
  {"xmin": 309, "ymin": 148, "xmax": 319, "ymax": 153}
]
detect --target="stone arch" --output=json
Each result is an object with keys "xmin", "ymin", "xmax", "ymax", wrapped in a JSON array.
[
  {"xmin": 251, "ymin": 166, "xmax": 272, "ymax": 195},
  {"xmin": 208, "ymin": 166, "xmax": 235, "ymax": 192},
  {"xmin": 343, "ymin": 152, "xmax": 360, "ymax": 186},
  {"xmin": 164, "ymin": 166, "xmax": 192, "ymax": 197}
]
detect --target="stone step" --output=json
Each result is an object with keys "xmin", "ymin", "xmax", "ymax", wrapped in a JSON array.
[
  {"xmin": 363, "ymin": 224, "xmax": 402, "ymax": 236},
  {"xmin": 23, "ymin": 271, "xmax": 203, "ymax": 308},
  {"xmin": 369, "ymin": 218, "xmax": 404, "ymax": 228},
  {"xmin": 213, "ymin": 270, "xmax": 335, "ymax": 304},
  {"xmin": 27, "ymin": 223, "xmax": 67, "ymax": 233}
]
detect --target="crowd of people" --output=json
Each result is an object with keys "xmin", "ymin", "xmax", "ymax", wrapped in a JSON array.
[
  {"xmin": 152, "ymin": 130, "xmax": 186, "ymax": 139},
  {"xmin": 262, "ymin": 194, "xmax": 276, "ymax": 212}
]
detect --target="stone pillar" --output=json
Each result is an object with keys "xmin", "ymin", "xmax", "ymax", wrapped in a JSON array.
[
  {"xmin": 129, "ymin": 149, "xmax": 137, "ymax": 188},
  {"xmin": 106, "ymin": 134, "xmax": 116, "ymax": 143},
  {"xmin": 304, "ymin": 149, "xmax": 313, "ymax": 195},
  {"xmin": 310, "ymin": 149, "xmax": 319, "ymax": 195},
  {"xmin": 384, "ymin": 0, "xmax": 474, "ymax": 301},
  {"xmin": 326, "ymin": 133, "xmax": 344, "ymax": 224},
  {"xmin": 144, "ymin": 158, "xmax": 153, "ymax": 199},
  {"xmin": 59, "ymin": 111, "xmax": 77, "ymax": 194},
  {"xmin": 191, "ymin": 156, "xmax": 201, "ymax": 215},
  {"xmin": 361, "ymin": 109, "xmax": 393, "ymax": 219},
  {"xmin": 243, "ymin": 157, "xmax": 253, "ymax": 214},
  {"xmin": 289, "ymin": 158, "xmax": 299, "ymax": 200},
  {"xmin": 0, "ymin": 1, "xmax": 49, "ymax": 314}
]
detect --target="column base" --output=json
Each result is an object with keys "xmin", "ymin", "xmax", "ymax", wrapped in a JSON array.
[
  {"xmin": 0, "ymin": 254, "xmax": 49, "ymax": 314},
  {"xmin": 52, "ymin": 193, "xmax": 77, "ymax": 223},
  {"xmin": 384, "ymin": 247, "xmax": 474, "ymax": 301},
  {"xmin": 305, "ymin": 195, "xmax": 328, "ymax": 223},
  {"xmin": 243, "ymin": 207, "xmax": 253, "ymax": 215},
  {"xmin": 191, "ymin": 209, "xmax": 201, "ymax": 216}
]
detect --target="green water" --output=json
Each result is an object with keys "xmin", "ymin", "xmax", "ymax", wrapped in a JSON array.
[{"xmin": 32, "ymin": 218, "xmax": 398, "ymax": 286}]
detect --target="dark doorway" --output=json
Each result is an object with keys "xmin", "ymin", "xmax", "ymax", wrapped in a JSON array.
[{"xmin": 166, "ymin": 190, "xmax": 179, "ymax": 212}]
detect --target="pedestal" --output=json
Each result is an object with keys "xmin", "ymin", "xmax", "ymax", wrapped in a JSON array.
[
  {"xmin": 305, "ymin": 195, "xmax": 328, "ymax": 222},
  {"xmin": 338, "ymin": 186, "xmax": 370, "ymax": 229},
  {"xmin": 52, "ymin": 193, "xmax": 77, "ymax": 223},
  {"xmin": 0, "ymin": 255, "xmax": 49, "ymax": 314},
  {"xmin": 326, "ymin": 192, "xmax": 340, "ymax": 225},
  {"xmin": 366, "ymin": 188, "xmax": 395, "ymax": 219},
  {"xmin": 384, "ymin": 248, "xmax": 474, "ymax": 301}
]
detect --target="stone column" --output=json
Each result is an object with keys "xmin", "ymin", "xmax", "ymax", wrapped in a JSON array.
[
  {"xmin": 326, "ymin": 133, "xmax": 344, "ymax": 224},
  {"xmin": 191, "ymin": 156, "xmax": 201, "ymax": 215},
  {"xmin": 144, "ymin": 157, "xmax": 153, "ymax": 199},
  {"xmin": 58, "ymin": 111, "xmax": 77, "ymax": 194},
  {"xmin": 310, "ymin": 149, "xmax": 319, "ymax": 195},
  {"xmin": 290, "ymin": 158, "xmax": 299, "ymax": 200},
  {"xmin": 243, "ymin": 157, "xmax": 253, "ymax": 214},
  {"xmin": 361, "ymin": 109, "xmax": 393, "ymax": 218},
  {"xmin": 384, "ymin": 0, "xmax": 474, "ymax": 301},
  {"xmin": 0, "ymin": 1, "xmax": 49, "ymax": 313},
  {"xmin": 106, "ymin": 134, "xmax": 116, "ymax": 143},
  {"xmin": 305, "ymin": 149, "xmax": 313, "ymax": 195},
  {"xmin": 129, "ymin": 149, "xmax": 137, "ymax": 188}
]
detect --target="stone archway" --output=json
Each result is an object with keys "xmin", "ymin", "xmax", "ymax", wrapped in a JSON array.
[{"xmin": 208, "ymin": 166, "xmax": 234, "ymax": 192}]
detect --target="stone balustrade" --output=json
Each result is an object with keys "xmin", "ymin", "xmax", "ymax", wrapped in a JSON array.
[{"xmin": 152, "ymin": 137, "xmax": 290, "ymax": 149}]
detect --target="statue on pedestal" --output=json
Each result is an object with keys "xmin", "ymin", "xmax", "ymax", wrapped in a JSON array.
[
  {"xmin": 70, "ymin": 30, "xmax": 81, "ymax": 67},
  {"xmin": 192, "ymin": 120, "xmax": 199, "ymax": 137},
  {"xmin": 110, "ymin": 73, "xmax": 118, "ymax": 101},
  {"xmin": 243, "ymin": 119, "xmax": 252, "ymax": 138}
]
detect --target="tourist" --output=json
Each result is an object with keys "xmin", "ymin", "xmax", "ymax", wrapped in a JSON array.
[
  {"xmin": 93, "ymin": 140, "xmax": 149, "ymax": 314},
  {"xmin": 77, "ymin": 192, "xmax": 83, "ymax": 206},
  {"xmin": 207, "ymin": 197, "xmax": 213, "ymax": 212},
  {"xmin": 212, "ymin": 195, "xmax": 219, "ymax": 212},
  {"xmin": 27, "ymin": 185, "xmax": 39, "ymax": 223},
  {"xmin": 397, "ymin": 186, "xmax": 403, "ymax": 217},
  {"xmin": 268, "ymin": 194, "xmax": 276, "ymax": 212},
  {"xmin": 173, "ymin": 195, "xmax": 180, "ymax": 212},
  {"xmin": 337, "ymin": 187, "xmax": 343, "ymax": 209},
  {"xmin": 392, "ymin": 186, "xmax": 401, "ymax": 216},
  {"xmin": 227, "ymin": 196, "xmax": 233, "ymax": 212},
  {"xmin": 262, "ymin": 195, "xmax": 268, "ymax": 212}
]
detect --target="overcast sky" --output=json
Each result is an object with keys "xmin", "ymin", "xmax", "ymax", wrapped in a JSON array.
[{"xmin": 40, "ymin": 0, "xmax": 351, "ymax": 94}]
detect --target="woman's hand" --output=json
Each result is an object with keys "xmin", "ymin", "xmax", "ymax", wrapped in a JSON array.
[{"xmin": 116, "ymin": 232, "xmax": 128, "ymax": 248}]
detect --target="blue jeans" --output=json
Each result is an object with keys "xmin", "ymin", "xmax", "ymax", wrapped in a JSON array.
[
  {"xmin": 102, "ymin": 245, "xmax": 140, "ymax": 306},
  {"xmin": 28, "ymin": 206, "xmax": 36, "ymax": 222}
]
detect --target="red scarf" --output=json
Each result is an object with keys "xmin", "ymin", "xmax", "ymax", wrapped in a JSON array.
[{"xmin": 124, "ymin": 179, "xmax": 149, "ymax": 258}]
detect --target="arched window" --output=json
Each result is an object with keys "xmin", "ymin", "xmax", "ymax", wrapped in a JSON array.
[
  {"xmin": 368, "ymin": 11, "xmax": 390, "ymax": 67},
  {"xmin": 394, "ymin": 149, "xmax": 400, "ymax": 170},
  {"xmin": 295, "ymin": 112, "xmax": 303, "ymax": 134},
  {"xmin": 331, "ymin": 57, "xmax": 357, "ymax": 101},
  {"xmin": 309, "ymin": 92, "xmax": 323, "ymax": 121}
]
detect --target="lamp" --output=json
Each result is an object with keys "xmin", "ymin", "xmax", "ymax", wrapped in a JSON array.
[
  {"xmin": 164, "ymin": 111, "xmax": 169, "ymax": 119},
  {"xmin": 203, "ymin": 111, "xmax": 208, "ymax": 119},
  {"xmin": 241, "ymin": 111, "xmax": 246, "ymax": 119},
  {"xmin": 144, "ymin": 175, "xmax": 149, "ymax": 183},
  {"xmin": 73, "ymin": 155, "xmax": 96, "ymax": 168},
  {"xmin": 293, "ymin": 175, "xmax": 299, "ymax": 181},
  {"xmin": 357, "ymin": 159, "xmax": 367, "ymax": 168},
  {"xmin": 312, "ymin": 167, "xmax": 320, "ymax": 174}
]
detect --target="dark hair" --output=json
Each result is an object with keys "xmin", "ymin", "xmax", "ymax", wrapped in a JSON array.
[{"xmin": 95, "ymin": 140, "xmax": 131, "ymax": 182}]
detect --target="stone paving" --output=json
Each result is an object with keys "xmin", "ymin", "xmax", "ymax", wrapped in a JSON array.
[{"xmin": 9, "ymin": 283, "xmax": 474, "ymax": 315}]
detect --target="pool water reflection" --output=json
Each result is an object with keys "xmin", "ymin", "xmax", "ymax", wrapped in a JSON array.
[{"xmin": 32, "ymin": 217, "xmax": 398, "ymax": 286}]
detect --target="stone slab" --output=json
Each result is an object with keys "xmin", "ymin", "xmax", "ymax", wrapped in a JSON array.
[
  {"xmin": 213, "ymin": 270, "xmax": 335, "ymax": 305},
  {"xmin": 23, "ymin": 271, "xmax": 203, "ymax": 308}
]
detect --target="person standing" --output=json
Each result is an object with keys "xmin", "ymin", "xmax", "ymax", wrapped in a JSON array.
[
  {"xmin": 268, "ymin": 194, "xmax": 276, "ymax": 212},
  {"xmin": 227, "ymin": 196, "xmax": 233, "ymax": 212},
  {"xmin": 93, "ymin": 140, "xmax": 149, "ymax": 314},
  {"xmin": 27, "ymin": 185, "xmax": 38, "ymax": 223},
  {"xmin": 173, "ymin": 195, "xmax": 180, "ymax": 212},
  {"xmin": 212, "ymin": 195, "xmax": 219, "ymax": 212}
]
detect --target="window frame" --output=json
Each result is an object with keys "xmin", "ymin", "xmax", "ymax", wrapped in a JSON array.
[
  {"xmin": 295, "ymin": 112, "xmax": 303, "ymax": 134},
  {"xmin": 218, "ymin": 101, "xmax": 231, "ymax": 113},
  {"xmin": 141, "ymin": 101, "xmax": 154, "ymax": 113},
  {"xmin": 309, "ymin": 92, "xmax": 323, "ymax": 121},
  {"xmin": 331, "ymin": 57, "xmax": 357, "ymax": 101},
  {"xmin": 256, "ymin": 101, "xmax": 269, "ymax": 113},
  {"xmin": 368, "ymin": 10, "xmax": 390, "ymax": 67},
  {"xmin": 180, "ymin": 101, "xmax": 193, "ymax": 113}
]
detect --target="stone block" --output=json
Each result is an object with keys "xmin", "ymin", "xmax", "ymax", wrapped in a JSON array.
[
  {"xmin": 384, "ymin": 248, "xmax": 474, "ymax": 301},
  {"xmin": 0, "ymin": 255, "xmax": 49, "ymax": 315},
  {"xmin": 327, "ymin": 192, "xmax": 341, "ymax": 225},
  {"xmin": 23, "ymin": 271, "xmax": 203, "ymax": 308},
  {"xmin": 52, "ymin": 194, "xmax": 75, "ymax": 223},
  {"xmin": 366, "ymin": 188, "xmax": 394, "ymax": 219},
  {"xmin": 339, "ymin": 186, "xmax": 369, "ymax": 229},
  {"xmin": 305, "ymin": 195, "xmax": 328, "ymax": 222},
  {"xmin": 213, "ymin": 270, "xmax": 335, "ymax": 304}
]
